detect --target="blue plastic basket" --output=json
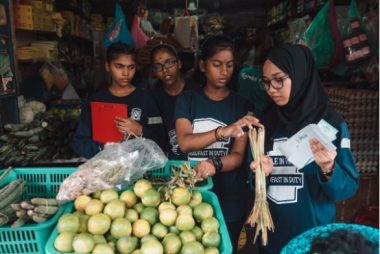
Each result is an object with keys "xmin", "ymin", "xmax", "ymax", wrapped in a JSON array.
[
  {"xmin": 45, "ymin": 191, "xmax": 232, "ymax": 254},
  {"xmin": 0, "ymin": 167, "xmax": 76, "ymax": 254}
]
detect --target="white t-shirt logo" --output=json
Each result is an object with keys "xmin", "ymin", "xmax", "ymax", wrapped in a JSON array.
[
  {"xmin": 267, "ymin": 138, "xmax": 304, "ymax": 204},
  {"xmin": 168, "ymin": 129, "xmax": 180, "ymax": 155},
  {"xmin": 188, "ymin": 118, "xmax": 229, "ymax": 161},
  {"xmin": 131, "ymin": 108, "xmax": 142, "ymax": 121}
]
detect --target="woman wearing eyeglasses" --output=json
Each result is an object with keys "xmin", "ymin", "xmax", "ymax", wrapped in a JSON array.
[
  {"xmin": 174, "ymin": 35, "xmax": 267, "ymax": 253},
  {"xmin": 150, "ymin": 43, "xmax": 195, "ymax": 159},
  {"xmin": 253, "ymin": 44, "xmax": 359, "ymax": 254}
]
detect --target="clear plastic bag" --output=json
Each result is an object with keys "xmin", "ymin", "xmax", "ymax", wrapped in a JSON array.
[
  {"xmin": 287, "ymin": 16, "xmax": 310, "ymax": 44},
  {"xmin": 56, "ymin": 137, "xmax": 168, "ymax": 202}
]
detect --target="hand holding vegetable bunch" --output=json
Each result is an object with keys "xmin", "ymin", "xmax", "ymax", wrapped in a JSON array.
[
  {"xmin": 250, "ymin": 155, "xmax": 273, "ymax": 176},
  {"xmin": 216, "ymin": 115, "xmax": 262, "ymax": 139},
  {"xmin": 194, "ymin": 160, "xmax": 216, "ymax": 179}
]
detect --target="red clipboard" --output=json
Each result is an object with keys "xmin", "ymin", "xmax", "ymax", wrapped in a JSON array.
[{"xmin": 91, "ymin": 102, "xmax": 128, "ymax": 143}]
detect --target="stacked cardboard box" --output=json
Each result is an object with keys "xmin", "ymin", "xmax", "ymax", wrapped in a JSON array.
[
  {"xmin": 13, "ymin": 1, "xmax": 55, "ymax": 32},
  {"xmin": 326, "ymin": 87, "xmax": 379, "ymax": 173}
]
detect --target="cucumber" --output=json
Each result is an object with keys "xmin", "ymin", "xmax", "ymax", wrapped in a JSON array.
[
  {"xmin": 0, "ymin": 144, "xmax": 12, "ymax": 153},
  {"xmin": 0, "ymin": 179, "xmax": 25, "ymax": 210},
  {"xmin": 0, "ymin": 210, "xmax": 17, "ymax": 226},
  {"xmin": 17, "ymin": 139, "xmax": 29, "ymax": 149},
  {"xmin": 0, "ymin": 134, "xmax": 11, "ymax": 142},
  {"xmin": 23, "ymin": 144, "xmax": 39, "ymax": 151},
  {"xmin": 34, "ymin": 205, "xmax": 59, "ymax": 215},
  {"xmin": 31, "ymin": 198, "xmax": 58, "ymax": 206},
  {"xmin": 11, "ymin": 218, "xmax": 26, "ymax": 228},
  {"xmin": 12, "ymin": 127, "xmax": 44, "ymax": 137},
  {"xmin": 20, "ymin": 201, "xmax": 34, "ymax": 210},
  {"xmin": 28, "ymin": 134, "xmax": 40, "ymax": 143},
  {"xmin": 4, "ymin": 123, "xmax": 25, "ymax": 132},
  {"xmin": 0, "ymin": 167, "xmax": 12, "ymax": 185},
  {"xmin": 32, "ymin": 215, "xmax": 47, "ymax": 223}
]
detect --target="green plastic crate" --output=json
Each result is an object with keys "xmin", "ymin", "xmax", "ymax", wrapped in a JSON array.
[
  {"xmin": 45, "ymin": 190, "xmax": 232, "ymax": 254},
  {"xmin": 0, "ymin": 167, "xmax": 76, "ymax": 254},
  {"xmin": 0, "ymin": 161, "xmax": 212, "ymax": 254},
  {"xmin": 146, "ymin": 160, "xmax": 213, "ymax": 191},
  {"xmin": 202, "ymin": 191, "xmax": 232, "ymax": 254}
]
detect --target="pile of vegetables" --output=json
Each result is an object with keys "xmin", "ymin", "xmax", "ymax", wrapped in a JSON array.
[
  {"xmin": 0, "ymin": 103, "xmax": 81, "ymax": 166},
  {"xmin": 54, "ymin": 179, "xmax": 222, "ymax": 254},
  {"xmin": 0, "ymin": 167, "xmax": 61, "ymax": 227},
  {"xmin": 150, "ymin": 163, "xmax": 202, "ymax": 201},
  {"xmin": 19, "ymin": 100, "xmax": 47, "ymax": 124},
  {"xmin": 10, "ymin": 198, "xmax": 60, "ymax": 227},
  {"xmin": 0, "ymin": 168, "xmax": 25, "ymax": 226}
]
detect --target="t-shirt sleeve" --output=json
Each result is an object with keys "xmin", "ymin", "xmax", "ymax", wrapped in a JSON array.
[
  {"xmin": 173, "ymin": 91, "xmax": 192, "ymax": 121},
  {"xmin": 70, "ymin": 99, "xmax": 103, "ymax": 159},
  {"xmin": 317, "ymin": 122, "xmax": 360, "ymax": 201}
]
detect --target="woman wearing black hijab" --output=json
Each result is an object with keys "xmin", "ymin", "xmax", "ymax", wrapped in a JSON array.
[{"xmin": 252, "ymin": 44, "xmax": 359, "ymax": 254}]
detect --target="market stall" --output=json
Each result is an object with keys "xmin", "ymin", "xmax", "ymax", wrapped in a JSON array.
[{"xmin": 0, "ymin": 0, "xmax": 378, "ymax": 253}]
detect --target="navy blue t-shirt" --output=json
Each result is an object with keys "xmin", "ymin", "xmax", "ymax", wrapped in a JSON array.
[
  {"xmin": 174, "ymin": 88, "xmax": 253, "ymax": 220},
  {"xmin": 151, "ymin": 81, "xmax": 190, "ymax": 160},
  {"xmin": 71, "ymin": 88, "xmax": 165, "ymax": 159}
]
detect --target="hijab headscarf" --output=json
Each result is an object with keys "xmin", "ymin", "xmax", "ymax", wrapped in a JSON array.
[{"xmin": 260, "ymin": 44, "xmax": 343, "ymax": 141}]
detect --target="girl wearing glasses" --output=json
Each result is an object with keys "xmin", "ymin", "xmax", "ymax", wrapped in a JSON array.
[
  {"xmin": 174, "ymin": 35, "xmax": 268, "ymax": 253},
  {"xmin": 253, "ymin": 44, "xmax": 359, "ymax": 254},
  {"xmin": 150, "ymin": 44, "xmax": 192, "ymax": 159},
  {"xmin": 71, "ymin": 42, "xmax": 165, "ymax": 158}
]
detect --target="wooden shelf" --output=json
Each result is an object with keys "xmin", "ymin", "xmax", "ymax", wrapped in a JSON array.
[
  {"xmin": 16, "ymin": 28, "xmax": 56, "ymax": 35},
  {"xmin": 16, "ymin": 28, "xmax": 92, "ymax": 43}
]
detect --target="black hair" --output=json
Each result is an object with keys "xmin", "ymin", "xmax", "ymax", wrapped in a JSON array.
[
  {"xmin": 193, "ymin": 35, "xmax": 235, "ymax": 88},
  {"xmin": 106, "ymin": 42, "xmax": 136, "ymax": 63},
  {"xmin": 309, "ymin": 229, "xmax": 375, "ymax": 254},
  {"xmin": 198, "ymin": 35, "xmax": 234, "ymax": 61},
  {"xmin": 150, "ymin": 43, "xmax": 179, "ymax": 63}
]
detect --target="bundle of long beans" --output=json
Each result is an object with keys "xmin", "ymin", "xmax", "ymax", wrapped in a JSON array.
[
  {"xmin": 153, "ymin": 162, "xmax": 199, "ymax": 201},
  {"xmin": 247, "ymin": 127, "xmax": 274, "ymax": 245}
]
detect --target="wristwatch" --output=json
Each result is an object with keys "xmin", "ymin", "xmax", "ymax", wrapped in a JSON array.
[
  {"xmin": 321, "ymin": 169, "xmax": 333, "ymax": 177},
  {"xmin": 210, "ymin": 156, "xmax": 223, "ymax": 174}
]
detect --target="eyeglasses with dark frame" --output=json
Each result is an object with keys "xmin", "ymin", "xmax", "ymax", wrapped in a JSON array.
[
  {"xmin": 152, "ymin": 59, "xmax": 177, "ymax": 73},
  {"xmin": 261, "ymin": 75, "xmax": 289, "ymax": 90}
]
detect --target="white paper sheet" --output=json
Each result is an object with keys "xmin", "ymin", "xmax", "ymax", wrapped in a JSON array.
[{"xmin": 278, "ymin": 121, "xmax": 337, "ymax": 168}]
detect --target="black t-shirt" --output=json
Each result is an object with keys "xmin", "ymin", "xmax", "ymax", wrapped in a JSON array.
[{"xmin": 151, "ymin": 81, "xmax": 190, "ymax": 160}]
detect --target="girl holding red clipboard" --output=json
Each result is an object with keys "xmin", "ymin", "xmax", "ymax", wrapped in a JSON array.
[{"xmin": 71, "ymin": 42, "xmax": 165, "ymax": 159}]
